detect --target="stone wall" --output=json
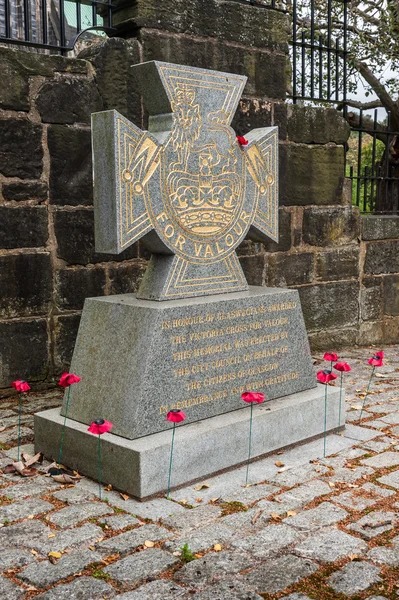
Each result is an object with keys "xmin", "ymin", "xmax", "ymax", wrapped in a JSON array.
[{"xmin": 0, "ymin": 0, "xmax": 398, "ymax": 391}]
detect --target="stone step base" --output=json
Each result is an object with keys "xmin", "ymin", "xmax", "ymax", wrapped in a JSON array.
[{"xmin": 35, "ymin": 384, "xmax": 344, "ymax": 499}]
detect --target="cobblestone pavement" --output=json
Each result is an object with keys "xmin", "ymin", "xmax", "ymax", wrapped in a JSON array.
[{"xmin": 0, "ymin": 346, "xmax": 399, "ymax": 599}]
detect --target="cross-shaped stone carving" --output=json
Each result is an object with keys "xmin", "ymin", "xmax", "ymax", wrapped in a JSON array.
[{"xmin": 92, "ymin": 61, "xmax": 278, "ymax": 300}]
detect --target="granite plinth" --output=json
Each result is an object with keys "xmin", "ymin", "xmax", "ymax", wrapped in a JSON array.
[
  {"xmin": 35, "ymin": 385, "xmax": 344, "ymax": 499},
  {"xmin": 61, "ymin": 287, "xmax": 315, "ymax": 440}
]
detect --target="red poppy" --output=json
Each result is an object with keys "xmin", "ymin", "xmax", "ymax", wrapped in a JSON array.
[
  {"xmin": 333, "ymin": 362, "xmax": 351, "ymax": 372},
  {"xmin": 324, "ymin": 352, "xmax": 338, "ymax": 362},
  {"xmin": 167, "ymin": 410, "xmax": 186, "ymax": 423},
  {"xmin": 58, "ymin": 372, "xmax": 81, "ymax": 387},
  {"xmin": 241, "ymin": 391, "xmax": 265, "ymax": 404},
  {"xmin": 368, "ymin": 352, "xmax": 384, "ymax": 367},
  {"xmin": 88, "ymin": 419, "xmax": 113, "ymax": 435},
  {"xmin": 236, "ymin": 135, "xmax": 248, "ymax": 146},
  {"xmin": 317, "ymin": 370, "xmax": 337, "ymax": 384},
  {"xmin": 11, "ymin": 380, "xmax": 30, "ymax": 393}
]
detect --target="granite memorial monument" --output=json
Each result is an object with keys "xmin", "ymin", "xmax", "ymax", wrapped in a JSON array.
[{"xmin": 35, "ymin": 61, "xmax": 344, "ymax": 498}]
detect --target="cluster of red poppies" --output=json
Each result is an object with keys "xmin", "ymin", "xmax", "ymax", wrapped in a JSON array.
[{"xmin": 316, "ymin": 350, "xmax": 384, "ymax": 385}]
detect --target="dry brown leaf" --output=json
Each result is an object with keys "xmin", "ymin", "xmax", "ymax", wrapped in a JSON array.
[
  {"xmin": 144, "ymin": 540, "xmax": 155, "ymax": 548},
  {"xmin": 0, "ymin": 427, "xmax": 5, "ymax": 432},
  {"xmin": 277, "ymin": 466, "xmax": 291, "ymax": 473},
  {"xmin": 30, "ymin": 550, "xmax": 38, "ymax": 556},
  {"xmin": 48, "ymin": 534, "xmax": 56, "ymax": 539},
  {"xmin": 119, "ymin": 493, "xmax": 129, "ymax": 501},
  {"xmin": 25, "ymin": 586, "xmax": 37, "ymax": 592},
  {"xmin": 48, "ymin": 551, "xmax": 62, "ymax": 559},
  {"xmin": 213, "ymin": 543, "xmax": 222, "ymax": 551},
  {"xmin": 275, "ymin": 460, "xmax": 285, "ymax": 467},
  {"xmin": 210, "ymin": 497, "xmax": 220, "ymax": 503},
  {"xmin": 351, "ymin": 404, "xmax": 363, "ymax": 410},
  {"xmin": 180, "ymin": 498, "xmax": 188, "ymax": 505},
  {"xmin": 51, "ymin": 474, "xmax": 77, "ymax": 484},
  {"xmin": 105, "ymin": 484, "xmax": 112, "ymax": 491},
  {"xmin": 195, "ymin": 497, "xmax": 203, "ymax": 503},
  {"xmin": 22, "ymin": 452, "xmax": 43, "ymax": 467},
  {"xmin": 251, "ymin": 510, "xmax": 262, "ymax": 525},
  {"xmin": 270, "ymin": 512, "xmax": 282, "ymax": 520},
  {"xmin": 328, "ymin": 482, "xmax": 335, "ymax": 488},
  {"xmin": 286, "ymin": 510, "xmax": 297, "ymax": 517},
  {"xmin": 194, "ymin": 483, "xmax": 210, "ymax": 491},
  {"xmin": 27, "ymin": 515, "xmax": 34, "ymax": 519}
]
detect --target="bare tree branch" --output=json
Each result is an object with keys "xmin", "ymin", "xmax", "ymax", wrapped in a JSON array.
[
  {"xmin": 344, "ymin": 99, "xmax": 384, "ymax": 109},
  {"xmin": 346, "ymin": 111, "xmax": 389, "ymax": 143},
  {"xmin": 351, "ymin": 58, "xmax": 398, "ymax": 114}
]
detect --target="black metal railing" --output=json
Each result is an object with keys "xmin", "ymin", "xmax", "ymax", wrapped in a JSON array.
[
  {"xmin": 0, "ymin": 0, "xmax": 115, "ymax": 53},
  {"xmin": 347, "ymin": 109, "xmax": 399, "ymax": 214},
  {"xmin": 290, "ymin": 0, "xmax": 348, "ymax": 105}
]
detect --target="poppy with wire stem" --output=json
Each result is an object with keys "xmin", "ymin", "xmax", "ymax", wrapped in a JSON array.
[
  {"xmin": 11, "ymin": 380, "xmax": 30, "ymax": 462},
  {"xmin": 241, "ymin": 391, "xmax": 265, "ymax": 485},
  {"xmin": 57, "ymin": 372, "xmax": 81, "ymax": 467},
  {"xmin": 316, "ymin": 370, "xmax": 337, "ymax": 457},
  {"xmin": 324, "ymin": 352, "xmax": 338, "ymax": 371},
  {"xmin": 166, "ymin": 410, "xmax": 186, "ymax": 498},
  {"xmin": 88, "ymin": 419, "xmax": 113, "ymax": 499},
  {"xmin": 359, "ymin": 351, "xmax": 384, "ymax": 423},
  {"xmin": 333, "ymin": 362, "xmax": 351, "ymax": 430}
]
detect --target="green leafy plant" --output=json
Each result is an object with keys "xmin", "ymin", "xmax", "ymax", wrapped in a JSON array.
[{"xmin": 180, "ymin": 543, "xmax": 195, "ymax": 563}]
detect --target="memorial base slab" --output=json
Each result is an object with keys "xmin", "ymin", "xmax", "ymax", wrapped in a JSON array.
[{"xmin": 35, "ymin": 385, "xmax": 344, "ymax": 499}]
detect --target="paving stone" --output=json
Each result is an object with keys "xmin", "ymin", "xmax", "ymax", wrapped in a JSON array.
[
  {"xmin": 366, "ymin": 419, "xmax": 392, "ymax": 430},
  {"xmin": 0, "ymin": 477, "xmax": 60, "ymax": 500},
  {"xmin": 274, "ymin": 479, "xmax": 331, "ymax": 507},
  {"xmin": 0, "ymin": 498, "xmax": 53, "ymax": 523},
  {"xmin": 117, "ymin": 580, "xmax": 186, "ymax": 599},
  {"xmin": 338, "ymin": 446, "xmax": 369, "ymax": 459},
  {"xmin": 163, "ymin": 504, "xmax": 221, "ymax": 531},
  {"xmin": 268, "ymin": 464, "xmax": 329, "ymax": 487},
  {"xmin": 99, "ymin": 490, "xmax": 185, "ymax": 521},
  {"xmin": 97, "ymin": 523, "xmax": 172, "ymax": 556},
  {"xmin": 327, "ymin": 561, "xmax": 381, "ymax": 594},
  {"xmin": 165, "ymin": 521, "xmax": 237, "ymax": 553},
  {"xmin": 5, "ymin": 443, "xmax": 35, "ymax": 461},
  {"xmin": 377, "ymin": 469, "xmax": 399, "ymax": 489},
  {"xmin": 219, "ymin": 508, "xmax": 262, "ymax": 530},
  {"xmin": 231, "ymin": 523, "xmax": 301, "ymax": 558},
  {"xmin": 48, "ymin": 502, "xmax": 112, "ymax": 527},
  {"xmin": 367, "ymin": 545, "xmax": 399, "ymax": 566},
  {"xmin": 0, "ymin": 426, "xmax": 33, "ymax": 444},
  {"xmin": 333, "ymin": 482, "xmax": 394, "ymax": 511},
  {"xmin": 0, "ymin": 519, "xmax": 51, "ymax": 549},
  {"xmin": 284, "ymin": 502, "xmax": 348, "ymax": 531},
  {"xmin": 184, "ymin": 581, "xmax": 264, "ymax": 599},
  {"xmin": 243, "ymin": 554, "xmax": 318, "ymax": 593},
  {"xmin": 360, "ymin": 437, "xmax": 394, "ymax": 452},
  {"xmin": 361, "ymin": 451, "xmax": 399, "ymax": 468},
  {"xmin": 256, "ymin": 499, "xmax": 301, "ymax": 516},
  {"xmin": 326, "ymin": 465, "xmax": 374, "ymax": 483},
  {"xmin": 34, "ymin": 576, "xmax": 116, "ymax": 599},
  {"xmin": 0, "ymin": 548, "xmax": 35, "ymax": 570},
  {"xmin": 100, "ymin": 514, "xmax": 141, "ymax": 530},
  {"xmin": 52, "ymin": 486, "xmax": 97, "ymax": 504},
  {"xmin": 368, "ymin": 403, "xmax": 399, "ymax": 414},
  {"xmin": 35, "ymin": 523, "xmax": 105, "ymax": 555},
  {"xmin": 282, "ymin": 595, "xmax": 313, "ymax": 600},
  {"xmin": 103, "ymin": 548, "xmax": 179, "ymax": 585},
  {"xmin": 0, "ymin": 576, "xmax": 25, "ymax": 600},
  {"xmin": 293, "ymin": 528, "xmax": 367, "ymax": 562},
  {"xmin": 343, "ymin": 424, "xmax": 381, "ymax": 441},
  {"xmin": 175, "ymin": 549, "xmax": 253, "ymax": 587},
  {"xmin": 348, "ymin": 510, "xmax": 399, "ymax": 539},
  {"xmin": 380, "ymin": 411, "xmax": 399, "ymax": 424},
  {"xmin": 220, "ymin": 482, "xmax": 280, "ymax": 503},
  {"xmin": 17, "ymin": 549, "xmax": 101, "ymax": 587}
]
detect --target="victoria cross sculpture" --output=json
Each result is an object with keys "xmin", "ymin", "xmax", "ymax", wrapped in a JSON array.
[{"xmin": 92, "ymin": 61, "xmax": 278, "ymax": 299}]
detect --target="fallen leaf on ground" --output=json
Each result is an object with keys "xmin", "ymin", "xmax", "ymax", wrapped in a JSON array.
[
  {"xmin": 48, "ymin": 551, "xmax": 62, "ymax": 559},
  {"xmin": 275, "ymin": 460, "xmax": 285, "ymax": 467},
  {"xmin": 119, "ymin": 493, "xmax": 130, "ymax": 501},
  {"xmin": 214, "ymin": 544, "xmax": 222, "ymax": 551},
  {"xmin": 270, "ymin": 513, "xmax": 282, "ymax": 520},
  {"xmin": 210, "ymin": 497, "xmax": 220, "ymax": 503},
  {"xmin": 328, "ymin": 482, "xmax": 335, "ymax": 488},
  {"xmin": 48, "ymin": 534, "xmax": 56, "ymax": 538},
  {"xmin": 105, "ymin": 484, "xmax": 112, "ymax": 491},
  {"xmin": 30, "ymin": 550, "xmax": 38, "ymax": 556},
  {"xmin": 351, "ymin": 404, "xmax": 363, "ymax": 410},
  {"xmin": 22, "ymin": 452, "xmax": 43, "ymax": 467},
  {"xmin": 194, "ymin": 483, "xmax": 210, "ymax": 491},
  {"xmin": 51, "ymin": 474, "xmax": 77, "ymax": 484},
  {"xmin": 195, "ymin": 497, "xmax": 203, "ymax": 503},
  {"xmin": 144, "ymin": 540, "xmax": 155, "ymax": 548},
  {"xmin": 251, "ymin": 510, "xmax": 262, "ymax": 525},
  {"xmin": 180, "ymin": 498, "xmax": 188, "ymax": 505},
  {"xmin": 286, "ymin": 510, "xmax": 297, "ymax": 517},
  {"xmin": 277, "ymin": 466, "xmax": 291, "ymax": 473}
]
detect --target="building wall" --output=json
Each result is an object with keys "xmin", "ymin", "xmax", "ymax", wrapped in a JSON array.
[{"xmin": 0, "ymin": 0, "xmax": 397, "ymax": 392}]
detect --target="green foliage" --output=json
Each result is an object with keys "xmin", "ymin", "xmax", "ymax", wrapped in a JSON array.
[
  {"xmin": 92, "ymin": 569, "xmax": 111, "ymax": 580},
  {"xmin": 180, "ymin": 543, "xmax": 196, "ymax": 563}
]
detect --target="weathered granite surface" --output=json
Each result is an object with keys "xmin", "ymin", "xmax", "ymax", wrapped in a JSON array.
[
  {"xmin": 35, "ymin": 383, "xmax": 342, "ymax": 498},
  {"xmin": 59, "ymin": 287, "xmax": 315, "ymax": 440}
]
